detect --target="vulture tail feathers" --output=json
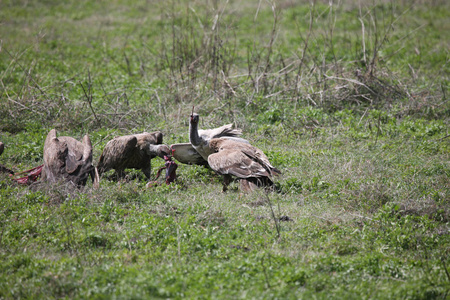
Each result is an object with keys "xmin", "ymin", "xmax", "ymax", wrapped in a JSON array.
[
  {"xmin": 241, "ymin": 149, "xmax": 281, "ymax": 178},
  {"xmin": 82, "ymin": 134, "xmax": 93, "ymax": 161}
]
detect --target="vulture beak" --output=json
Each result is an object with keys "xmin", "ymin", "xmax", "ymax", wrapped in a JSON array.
[{"xmin": 190, "ymin": 106, "xmax": 195, "ymax": 122}]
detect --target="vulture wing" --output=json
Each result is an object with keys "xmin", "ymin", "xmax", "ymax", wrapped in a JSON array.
[
  {"xmin": 197, "ymin": 126, "xmax": 248, "ymax": 161},
  {"xmin": 171, "ymin": 143, "xmax": 208, "ymax": 165},
  {"xmin": 207, "ymin": 142, "xmax": 271, "ymax": 179},
  {"xmin": 42, "ymin": 129, "xmax": 68, "ymax": 182},
  {"xmin": 220, "ymin": 136, "xmax": 250, "ymax": 144},
  {"xmin": 207, "ymin": 138, "xmax": 281, "ymax": 179},
  {"xmin": 208, "ymin": 149, "xmax": 271, "ymax": 178},
  {"xmin": 61, "ymin": 136, "xmax": 85, "ymax": 174},
  {"xmin": 97, "ymin": 135, "xmax": 138, "ymax": 172},
  {"xmin": 199, "ymin": 123, "xmax": 242, "ymax": 140},
  {"xmin": 208, "ymin": 149, "xmax": 270, "ymax": 178}
]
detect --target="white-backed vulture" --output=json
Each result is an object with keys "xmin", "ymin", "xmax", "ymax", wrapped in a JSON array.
[
  {"xmin": 171, "ymin": 113, "xmax": 248, "ymax": 166},
  {"xmin": 97, "ymin": 131, "xmax": 170, "ymax": 179},
  {"xmin": 42, "ymin": 129, "xmax": 99, "ymax": 187},
  {"xmin": 207, "ymin": 138, "xmax": 281, "ymax": 192}
]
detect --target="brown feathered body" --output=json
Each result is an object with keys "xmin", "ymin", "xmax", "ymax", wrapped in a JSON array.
[
  {"xmin": 42, "ymin": 129, "xmax": 97, "ymax": 187},
  {"xmin": 207, "ymin": 138, "xmax": 281, "ymax": 192},
  {"xmin": 97, "ymin": 131, "xmax": 169, "ymax": 179}
]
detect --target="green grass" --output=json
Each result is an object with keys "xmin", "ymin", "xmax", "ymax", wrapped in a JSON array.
[{"xmin": 0, "ymin": 0, "xmax": 449, "ymax": 299}]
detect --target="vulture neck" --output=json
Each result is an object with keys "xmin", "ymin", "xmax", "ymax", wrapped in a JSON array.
[
  {"xmin": 148, "ymin": 144, "xmax": 164, "ymax": 158},
  {"xmin": 189, "ymin": 121, "xmax": 203, "ymax": 147}
]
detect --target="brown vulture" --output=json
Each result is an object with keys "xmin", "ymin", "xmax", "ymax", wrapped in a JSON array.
[
  {"xmin": 97, "ymin": 131, "xmax": 170, "ymax": 179},
  {"xmin": 42, "ymin": 129, "xmax": 99, "ymax": 187},
  {"xmin": 170, "ymin": 113, "xmax": 248, "ymax": 166},
  {"xmin": 207, "ymin": 138, "xmax": 281, "ymax": 192}
]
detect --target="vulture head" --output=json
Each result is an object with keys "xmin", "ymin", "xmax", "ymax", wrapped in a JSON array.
[
  {"xmin": 42, "ymin": 129, "xmax": 99, "ymax": 187},
  {"xmin": 147, "ymin": 143, "xmax": 170, "ymax": 159},
  {"xmin": 189, "ymin": 113, "xmax": 202, "ymax": 149},
  {"xmin": 172, "ymin": 112, "xmax": 249, "ymax": 167},
  {"xmin": 190, "ymin": 113, "xmax": 200, "ymax": 125}
]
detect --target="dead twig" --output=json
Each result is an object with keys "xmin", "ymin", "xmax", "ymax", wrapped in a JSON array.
[
  {"xmin": 265, "ymin": 192, "xmax": 281, "ymax": 240},
  {"xmin": 79, "ymin": 70, "xmax": 101, "ymax": 126}
]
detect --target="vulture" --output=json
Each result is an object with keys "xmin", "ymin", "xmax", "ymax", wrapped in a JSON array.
[
  {"xmin": 97, "ymin": 131, "xmax": 170, "ymax": 179},
  {"xmin": 42, "ymin": 129, "xmax": 99, "ymax": 187},
  {"xmin": 171, "ymin": 113, "xmax": 248, "ymax": 166},
  {"xmin": 207, "ymin": 138, "xmax": 281, "ymax": 192}
]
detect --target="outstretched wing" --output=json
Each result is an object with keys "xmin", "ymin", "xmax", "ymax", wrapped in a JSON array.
[{"xmin": 171, "ymin": 143, "xmax": 208, "ymax": 165}]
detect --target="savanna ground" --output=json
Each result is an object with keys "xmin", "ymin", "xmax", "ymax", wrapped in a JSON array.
[{"xmin": 0, "ymin": 0, "xmax": 449, "ymax": 298}]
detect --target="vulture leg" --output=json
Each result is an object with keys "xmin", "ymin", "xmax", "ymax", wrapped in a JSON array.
[
  {"xmin": 142, "ymin": 166, "xmax": 151, "ymax": 180},
  {"xmin": 115, "ymin": 169, "xmax": 126, "ymax": 179},
  {"xmin": 239, "ymin": 179, "xmax": 259, "ymax": 193},
  {"xmin": 90, "ymin": 167, "xmax": 100, "ymax": 189},
  {"xmin": 222, "ymin": 174, "xmax": 233, "ymax": 192},
  {"xmin": 242, "ymin": 177, "xmax": 276, "ymax": 192}
]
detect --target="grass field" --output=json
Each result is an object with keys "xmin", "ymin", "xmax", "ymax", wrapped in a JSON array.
[{"xmin": 0, "ymin": 0, "xmax": 449, "ymax": 298}]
